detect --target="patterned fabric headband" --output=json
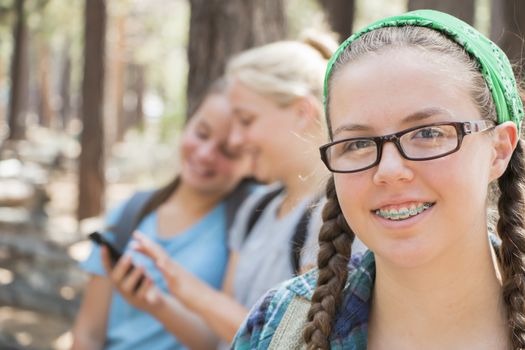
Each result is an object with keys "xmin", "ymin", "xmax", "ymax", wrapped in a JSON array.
[{"xmin": 324, "ymin": 9, "xmax": 524, "ymax": 132}]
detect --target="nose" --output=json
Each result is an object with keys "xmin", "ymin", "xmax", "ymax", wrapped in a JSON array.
[
  {"xmin": 228, "ymin": 122, "xmax": 246, "ymax": 150},
  {"xmin": 195, "ymin": 142, "xmax": 217, "ymax": 164},
  {"xmin": 372, "ymin": 142, "xmax": 414, "ymax": 185}
]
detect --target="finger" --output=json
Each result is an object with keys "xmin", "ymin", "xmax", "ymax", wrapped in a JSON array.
[
  {"xmin": 145, "ymin": 285, "xmax": 161, "ymax": 305},
  {"xmin": 111, "ymin": 254, "xmax": 134, "ymax": 283},
  {"xmin": 132, "ymin": 232, "xmax": 169, "ymax": 261},
  {"xmin": 100, "ymin": 247, "xmax": 113, "ymax": 274},
  {"xmin": 121, "ymin": 265, "xmax": 145, "ymax": 294},
  {"xmin": 156, "ymin": 259, "xmax": 180, "ymax": 291},
  {"xmin": 135, "ymin": 276, "xmax": 153, "ymax": 300}
]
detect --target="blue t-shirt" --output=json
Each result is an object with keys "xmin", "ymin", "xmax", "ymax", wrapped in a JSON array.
[{"xmin": 81, "ymin": 200, "xmax": 229, "ymax": 350}]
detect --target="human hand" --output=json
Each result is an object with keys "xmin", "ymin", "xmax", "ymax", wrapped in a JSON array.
[
  {"xmin": 100, "ymin": 246, "xmax": 166, "ymax": 314},
  {"xmin": 132, "ymin": 232, "xmax": 209, "ymax": 309}
]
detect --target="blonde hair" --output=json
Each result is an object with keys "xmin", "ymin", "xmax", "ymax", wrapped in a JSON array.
[{"xmin": 226, "ymin": 34, "xmax": 337, "ymax": 109}]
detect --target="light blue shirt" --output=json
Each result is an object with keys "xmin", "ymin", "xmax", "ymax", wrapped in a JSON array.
[{"xmin": 82, "ymin": 199, "xmax": 229, "ymax": 350}]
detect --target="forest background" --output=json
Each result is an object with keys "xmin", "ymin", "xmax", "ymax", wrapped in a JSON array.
[{"xmin": 0, "ymin": 0, "xmax": 523, "ymax": 349}]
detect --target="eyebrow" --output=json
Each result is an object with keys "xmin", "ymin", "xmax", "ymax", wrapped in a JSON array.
[{"xmin": 332, "ymin": 107, "xmax": 452, "ymax": 137}]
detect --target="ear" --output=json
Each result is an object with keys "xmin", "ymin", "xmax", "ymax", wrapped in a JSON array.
[
  {"xmin": 289, "ymin": 96, "xmax": 319, "ymax": 131},
  {"xmin": 489, "ymin": 121, "xmax": 519, "ymax": 182}
]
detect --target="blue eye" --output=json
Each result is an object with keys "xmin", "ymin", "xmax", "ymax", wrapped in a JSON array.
[
  {"xmin": 339, "ymin": 139, "xmax": 375, "ymax": 154},
  {"xmin": 413, "ymin": 127, "xmax": 445, "ymax": 139}
]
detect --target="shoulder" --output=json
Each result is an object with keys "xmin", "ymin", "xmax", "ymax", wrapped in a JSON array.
[
  {"xmin": 232, "ymin": 270, "xmax": 317, "ymax": 349},
  {"xmin": 228, "ymin": 183, "xmax": 283, "ymax": 245},
  {"xmin": 232, "ymin": 251, "xmax": 374, "ymax": 349}
]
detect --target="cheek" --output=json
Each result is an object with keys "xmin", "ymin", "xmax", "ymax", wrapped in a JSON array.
[
  {"xmin": 334, "ymin": 174, "xmax": 368, "ymax": 218},
  {"xmin": 180, "ymin": 135, "xmax": 199, "ymax": 158},
  {"xmin": 214, "ymin": 158, "xmax": 237, "ymax": 178}
]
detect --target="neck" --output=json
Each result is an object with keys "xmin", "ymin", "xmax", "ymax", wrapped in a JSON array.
[
  {"xmin": 166, "ymin": 181, "xmax": 223, "ymax": 215},
  {"xmin": 369, "ymin": 234, "xmax": 507, "ymax": 350},
  {"xmin": 155, "ymin": 180, "xmax": 225, "ymax": 238}
]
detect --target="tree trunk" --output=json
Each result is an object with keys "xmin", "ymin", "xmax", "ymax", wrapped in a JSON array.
[
  {"xmin": 106, "ymin": 13, "xmax": 127, "ymax": 147},
  {"xmin": 37, "ymin": 42, "xmax": 53, "ymax": 128},
  {"xmin": 59, "ymin": 39, "xmax": 72, "ymax": 130},
  {"xmin": 126, "ymin": 63, "xmax": 145, "ymax": 129},
  {"xmin": 186, "ymin": 0, "xmax": 286, "ymax": 118},
  {"xmin": 135, "ymin": 64, "xmax": 145, "ymax": 128},
  {"xmin": 407, "ymin": 0, "xmax": 475, "ymax": 25},
  {"xmin": 318, "ymin": 0, "xmax": 355, "ymax": 42},
  {"xmin": 7, "ymin": 0, "xmax": 29, "ymax": 140},
  {"xmin": 77, "ymin": 0, "xmax": 107, "ymax": 221},
  {"xmin": 490, "ymin": 0, "xmax": 525, "ymax": 80},
  {"xmin": 0, "ymin": 47, "xmax": 4, "ymax": 129}
]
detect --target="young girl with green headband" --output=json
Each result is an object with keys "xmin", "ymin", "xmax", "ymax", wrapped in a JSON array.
[{"xmin": 232, "ymin": 9, "xmax": 525, "ymax": 350}]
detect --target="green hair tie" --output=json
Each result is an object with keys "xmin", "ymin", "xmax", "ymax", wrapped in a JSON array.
[{"xmin": 324, "ymin": 9, "xmax": 524, "ymax": 132}]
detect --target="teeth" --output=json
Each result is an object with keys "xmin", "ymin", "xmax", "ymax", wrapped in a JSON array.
[{"xmin": 375, "ymin": 202, "xmax": 433, "ymax": 221}]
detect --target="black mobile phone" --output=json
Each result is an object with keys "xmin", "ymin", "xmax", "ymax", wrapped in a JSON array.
[
  {"xmin": 89, "ymin": 231, "xmax": 123, "ymax": 265},
  {"xmin": 89, "ymin": 231, "xmax": 146, "ymax": 292}
]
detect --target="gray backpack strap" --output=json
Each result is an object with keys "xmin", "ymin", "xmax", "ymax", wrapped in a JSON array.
[
  {"xmin": 108, "ymin": 190, "xmax": 156, "ymax": 252},
  {"xmin": 224, "ymin": 178, "xmax": 259, "ymax": 231}
]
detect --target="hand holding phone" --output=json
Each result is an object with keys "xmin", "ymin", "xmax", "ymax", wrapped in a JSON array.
[
  {"xmin": 89, "ymin": 231, "xmax": 123, "ymax": 265},
  {"xmin": 89, "ymin": 231, "xmax": 146, "ymax": 293}
]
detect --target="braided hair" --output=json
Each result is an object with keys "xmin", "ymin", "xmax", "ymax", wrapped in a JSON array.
[
  {"xmin": 304, "ymin": 25, "xmax": 525, "ymax": 349},
  {"xmin": 497, "ymin": 137, "xmax": 525, "ymax": 348},
  {"xmin": 303, "ymin": 177, "xmax": 354, "ymax": 349}
]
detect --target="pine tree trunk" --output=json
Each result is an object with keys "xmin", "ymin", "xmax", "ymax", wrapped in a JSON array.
[
  {"xmin": 37, "ymin": 42, "xmax": 53, "ymax": 128},
  {"xmin": 318, "ymin": 0, "xmax": 355, "ymax": 42},
  {"xmin": 7, "ymin": 0, "xmax": 29, "ymax": 140},
  {"xmin": 59, "ymin": 40, "xmax": 72, "ymax": 130},
  {"xmin": 407, "ymin": 0, "xmax": 475, "ymax": 25},
  {"xmin": 186, "ymin": 0, "xmax": 286, "ymax": 118},
  {"xmin": 77, "ymin": 0, "xmax": 107, "ymax": 221}
]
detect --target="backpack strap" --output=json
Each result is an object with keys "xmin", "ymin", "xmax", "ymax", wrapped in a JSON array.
[
  {"xmin": 108, "ymin": 190, "xmax": 157, "ymax": 252},
  {"xmin": 243, "ymin": 187, "xmax": 321, "ymax": 275},
  {"xmin": 244, "ymin": 186, "xmax": 285, "ymax": 240},
  {"xmin": 224, "ymin": 178, "xmax": 259, "ymax": 232},
  {"xmin": 290, "ymin": 197, "xmax": 321, "ymax": 275}
]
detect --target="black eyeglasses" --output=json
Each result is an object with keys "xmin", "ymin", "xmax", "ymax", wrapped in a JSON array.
[{"xmin": 319, "ymin": 120, "xmax": 495, "ymax": 173}]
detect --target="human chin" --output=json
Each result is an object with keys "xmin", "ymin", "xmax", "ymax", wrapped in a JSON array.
[
  {"xmin": 181, "ymin": 171, "xmax": 222, "ymax": 194},
  {"xmin": 371, "ymin": 233, "xmax": 443, "ymax": 269},
  {"xmin": 181, "ymin": 159, "xmax": 218, "ymax": 186},
  {"xmin": 353, "ymin": 210, "xmax": 452, "ymax": 269},
  {"xmin": 250, "ymin": 152, "xmax": 272, "ymax": 183}
]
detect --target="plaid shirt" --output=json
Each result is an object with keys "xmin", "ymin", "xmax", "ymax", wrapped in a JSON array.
[{"xmin": 232, "ymin": 251, "xmax": 375, "ymax": 349}]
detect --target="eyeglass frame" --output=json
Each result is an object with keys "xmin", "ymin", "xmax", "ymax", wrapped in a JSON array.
[{"xmin": 319, "ymin": 120, "xmax": 496, "ymax": 173}]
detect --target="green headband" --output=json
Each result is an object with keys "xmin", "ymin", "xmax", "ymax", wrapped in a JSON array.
[{"xmin": 324, "ymin": 9, "xmax": 524, "ymax": 132}]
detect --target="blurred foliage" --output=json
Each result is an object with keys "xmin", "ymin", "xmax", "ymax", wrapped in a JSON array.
[
  {"xmin": 355, "ymin": 0, "xmax": 406, "ymax": 29},
  {"xmin": 474, "ymin": 0, "xmax": 490, "ymax": 36},
  {"xmin": 0, "ymin": 0, "xmax": 498, "ymax": 145},
  {"xmin": 286, "ymin": 0, "xmax": 328, "ymax": 39}
]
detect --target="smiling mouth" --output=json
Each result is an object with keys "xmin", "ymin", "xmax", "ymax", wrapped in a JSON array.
[
  {"xmin": 374, "ymin": 202, "xmax": 435, "ymax": 221},
  {"xmin": 189, "ymin": 161, "xmax": 215, "ymax": 178}
]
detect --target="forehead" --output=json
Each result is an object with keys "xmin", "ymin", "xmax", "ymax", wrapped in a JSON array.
[
  {"xmin": 328, "ymin": 48, "xmax": 479, "ymax": 136},
  {"xmin": 227, "ymin": 79, "xmax": 278, "ymax": 113},
  {"xmin": 190, "ymin": 94, "xmax": 233, "ymax": 135}
]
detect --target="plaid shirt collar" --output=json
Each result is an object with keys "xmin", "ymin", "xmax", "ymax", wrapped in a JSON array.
[{"xmin": 286, "ymin": 251, "xmax": 376, "ymax": 347}]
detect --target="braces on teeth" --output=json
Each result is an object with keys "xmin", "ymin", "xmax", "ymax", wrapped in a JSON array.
[{"xmin": 376, "ymin": 203, "xmax": 432, "ymax": 220}]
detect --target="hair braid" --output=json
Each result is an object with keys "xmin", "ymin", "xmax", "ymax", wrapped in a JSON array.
[
  {"xmin": 303, "ymin": 177, "xmax": 354, "ymax": 349},
  {"xmin": 497, "ymin": 140, "xmax": 525, "ymax": 349}
]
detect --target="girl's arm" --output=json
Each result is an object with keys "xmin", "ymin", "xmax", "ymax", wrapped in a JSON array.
[
  {"xmin": 134, "ymin": 233, "xmax": 249, "ymax": 343},
  {"xmin": 70, "ymin": 275, "xmax": 112, "ymax": 350},
  {"xmin": 178, "ymin": 251, "xmax": 249, "ymax": 342},
  {"xmin": 100, "ymin": 246, "xmax": 220, "ymax": 350}
]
